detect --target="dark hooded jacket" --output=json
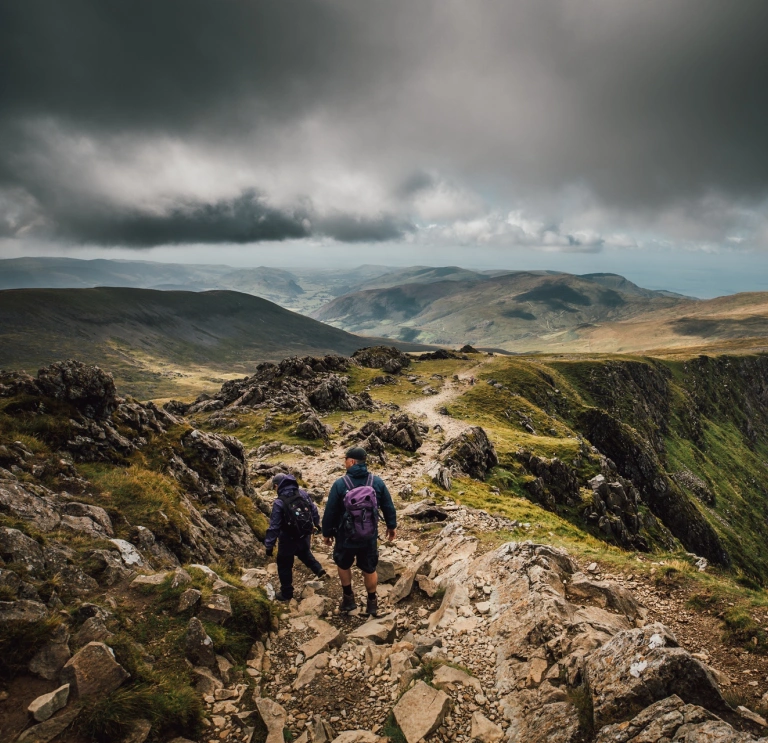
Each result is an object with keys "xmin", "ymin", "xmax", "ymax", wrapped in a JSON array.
[
  {"xmin": 321, "ymin": 462, "xmax": 396, "ymax": 546},
  {"xmin": 264, "ymin": 475, "xmax": 320, "ymax": 550}
]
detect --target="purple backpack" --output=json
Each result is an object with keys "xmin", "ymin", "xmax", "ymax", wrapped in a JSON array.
[{"xmin": 342, "ymin": 474, "xmax": 379, "ymax": 542}]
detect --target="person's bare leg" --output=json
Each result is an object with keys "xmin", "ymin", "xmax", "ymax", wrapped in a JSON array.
[
  {"xmin": 362, "ymin": 570, "xmax": 378, "ymax": 593},
  {"xmin": 337, "ymin": 566, "xmax": 353, "ymax": 587}
]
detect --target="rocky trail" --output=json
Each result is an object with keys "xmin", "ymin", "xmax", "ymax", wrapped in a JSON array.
[
  {"xmin": 2, "ymin": 353, "xmax": 768, "ymax": 743},
  {"xmin": 171, "ymin": 354, "xmax": 768, "ymax": 743}
]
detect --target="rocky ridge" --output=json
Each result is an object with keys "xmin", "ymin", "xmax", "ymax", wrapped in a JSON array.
[
  {"xmin": 168, "ymin": 355, "xmax": 375, "ymax": 418},
  {"xmin": 2, "ymin": 351, "xmax": 768, "ymax": 742}
]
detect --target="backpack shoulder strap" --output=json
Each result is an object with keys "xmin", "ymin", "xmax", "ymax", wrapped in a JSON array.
[
  {"xmin": 366, "ymin": 473, "xmax": 374, "ymax": 488},
  {"xmin": 342, "ymin": 475, "xmax": 354, "ymax": 492}
]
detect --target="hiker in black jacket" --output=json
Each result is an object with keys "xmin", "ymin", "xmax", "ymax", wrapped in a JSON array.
[
  {"xmin": 321, "ymin": 446, "xmax": 397, "ymax": 617},
  {"xmin": 265, "ymin": 473, "xmax": 327, "ymax": 601}
]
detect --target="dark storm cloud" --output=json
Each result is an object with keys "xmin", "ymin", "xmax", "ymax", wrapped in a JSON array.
[
  {"xmin": 317, "ymin": 214, "xmax": 414, "ymax": 244},
  {"xmin": 46, "ymin": 191, "xmax": 411, "ymax": 247},
  {"xmin": 1, "ymin": 0, "xmax": 768, "ymax": 247},
  {"xmin": 55, "ymin": 191, "xmax": 310, "ymax": 247}
]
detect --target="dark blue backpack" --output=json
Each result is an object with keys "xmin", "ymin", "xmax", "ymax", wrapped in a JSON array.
[{"xmin": 280, "ymin": 489, "xmax": 314, "ymax": 537}]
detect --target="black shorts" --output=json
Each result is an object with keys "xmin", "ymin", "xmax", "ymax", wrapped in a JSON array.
[{"xmin": 333, "ymin": 540, "xmax": 378, "ymax": 574}]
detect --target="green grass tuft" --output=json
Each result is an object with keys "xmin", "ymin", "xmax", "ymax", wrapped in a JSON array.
[
  {"xmin": 722, "ymin": 605, "xmax": 768, "ymax": 653},
  {"xmin": 382, "ymin": 712, "xmax": 408, "ymax": 743},
  {"xmin": 236, "ymin": 495, "xmax": 269, "ymax": 540}
]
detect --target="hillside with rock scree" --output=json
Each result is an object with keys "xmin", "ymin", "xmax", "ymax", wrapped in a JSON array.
[{"xmin": 1, "ymin": 349, "xmax": 768, "ymax": 743}]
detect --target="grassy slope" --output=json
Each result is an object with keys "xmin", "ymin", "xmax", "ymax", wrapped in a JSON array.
[
  {"xmin": 449, "ymin": 353, "xmax": 768, "ymax": 584},
  {"xmin": 0, "ymin": 394, "xmax": 272, "ymax": 738},
  {"xmin": 0, "ymin": 287, "xmax": 433, "ymax": 399}
]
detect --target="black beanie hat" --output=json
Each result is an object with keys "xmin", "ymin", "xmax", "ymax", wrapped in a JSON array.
[{"xmin": 345, "ymin": 446, "xmax": 367, "ymax": 461}]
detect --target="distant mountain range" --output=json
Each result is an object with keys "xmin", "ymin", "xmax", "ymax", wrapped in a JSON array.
[
  {"xmin": 2, "ymin": 257, "xmax": 768, "ymax": 356},
  {"xmin": 312, "ymin": 271, "xmax": 696, "ymax": 349}
]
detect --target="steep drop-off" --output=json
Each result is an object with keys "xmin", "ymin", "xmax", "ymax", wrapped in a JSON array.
[{"xmin": 454, "ymin": 352, "xmax": 768, "ymax": 584}]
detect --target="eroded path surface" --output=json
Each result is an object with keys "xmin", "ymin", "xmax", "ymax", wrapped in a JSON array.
[{"xmin": 402, "ymin": 356, "xmax": 489, "ymax": 438}]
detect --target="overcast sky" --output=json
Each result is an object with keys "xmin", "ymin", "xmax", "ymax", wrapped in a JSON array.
[{"xmin": 2, "ymin": 1, "xmax": 768, "ymax": 296}]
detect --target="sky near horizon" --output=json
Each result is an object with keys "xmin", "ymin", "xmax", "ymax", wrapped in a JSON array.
[{"xmin": 1, "ymin": 1, "xmax": 768, "ymax": 298}]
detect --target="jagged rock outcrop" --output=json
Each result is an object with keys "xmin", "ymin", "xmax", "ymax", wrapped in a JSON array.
[
  {"xmin": 417, "ymin": 349, "xmax": 468, "ymax": 360},
  {"xmin": 352, "ymin": 346, "xmax": 412, "ymax": 374},
  {"xmin": 421, "ymin": 533, "xmax": 762, "ymax": 743},
  {"xmin": 1, "ymin": 450, "xmax": 261, "ymax": 570},
  {"xmin": 594, "ymin": 695, "xmax": 756, "ymax": 743},
  {"xmin": 439, "ymin": 426, "xmax": 498, "ymax": 479},
  {"xmin": 358, "ymin": 413, "xmax": 425, "ymax": 452},
  {"xmin": 584, "ymin": 473, "xmax": 656, "ymax": 551},
  {"xmin": 0, "ymin": 361, "xmax": 182, "ymax": 462},
  {"xmin": 171, "ymin": 354, "xmax": 374, "ymax": 416},
  {"xmin": 517, "ymin": 450, "xmax": 581, "ymax": 509},
  {"xmin": 295, "ymin": 411, "xmax": 331, "ymax": 442},
  {"xmin": 360, "ymin": 433, "xmax": 387, "ymax": 465},
  {"xmin": 586, "ymin": 623, "xmax": 730, "ymax": 728},
  {"xmin": 309, "ymin": 374, "xmax": 366, "ymax": 412},
  {"xmin": 174, "ymin": 428, "xmax": 250, "ymax": 498},
  {"xmin": 578, "ymin": 408, "xmax": 730, "ymax": 566},
  {"xmin": 35, "ymin": 360, "xmax": 120, "ymax": 420}
]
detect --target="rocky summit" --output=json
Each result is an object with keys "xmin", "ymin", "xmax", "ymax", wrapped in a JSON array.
[{"xmin": 1, "ymin": 349, "xmax": 768, "ymax": 743}]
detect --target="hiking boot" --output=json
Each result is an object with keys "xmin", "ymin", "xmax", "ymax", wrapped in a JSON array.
[
  {"xmin": 274, "ymin": 592, "xmax": 292, "ymax": 603},
  {"xmin": 366, "ymin": 593, "xmax": 379, "ymax": 618},
  {"xmin": 316, "ymin": 570, "xmax": 329, "ymax": 580},
  {"xmin": 339, "ymin": 593, "xmax": 357, "ymax": 613}
]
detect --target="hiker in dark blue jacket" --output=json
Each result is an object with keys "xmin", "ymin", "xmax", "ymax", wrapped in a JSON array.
[
  {"xmin": 265, "ymin": 473, "xmax": 327, "ymax": 601},
  {"xmin": 322, "ymin": 446, "xmax": 397, "ymax": 617}
]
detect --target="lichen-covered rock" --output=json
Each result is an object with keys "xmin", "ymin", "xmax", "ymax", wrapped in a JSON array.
[
  {"xmin": 586, "ymin": 624, "xmax": 731, "ymax": 728},
  {"xmin": 359, "ymin": 413, "xmax": 424, "ymax": 452},
  {"xmin": 295, "ymin": 411, "xmax": 330, "ymax": 442},
  {"xmin": 594, "ymin": 695, "xmax": 756, "ymax": 743},
  {"xmin": 60, "ymin": 501, "xmax": 114, "ymax": 537},
  {"xmin": 185, "ymin": 617, "xmax": 217, "ymax": 670},
  {"xmin": 308, "ymin": 374, "xmax": 357, "ymax": 411},
  {"xmin": 0, "ymin": 478, "xmax": 61, "ymax": 532},
  {"xmin": 0, "ymin": 598, "xmax": 48, "ymax": 623},
  {"xmin": 178, "ymin": 428, "xmax": 249, "ymax": 496},
  {"xmin": 0, "ymin": 361, "xmax": 181, "ymax": 463},
  {"xmin": 0, "ymin": 527, "xmax": 46, "ymax": 575},
  {"xmin": 197, "ymin": 593, "xmax": 232, "ymax": 624},
  {"xmin": 36, "ymin": 360, "xmax": 119, "ymax": 420},
  {"xmin": 186, "ymin": 354, "xmax": 368, "ymax": 416},
  {"xmin": 439, "ymin": 426, "xmax": 497, "ymax": 479}
]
